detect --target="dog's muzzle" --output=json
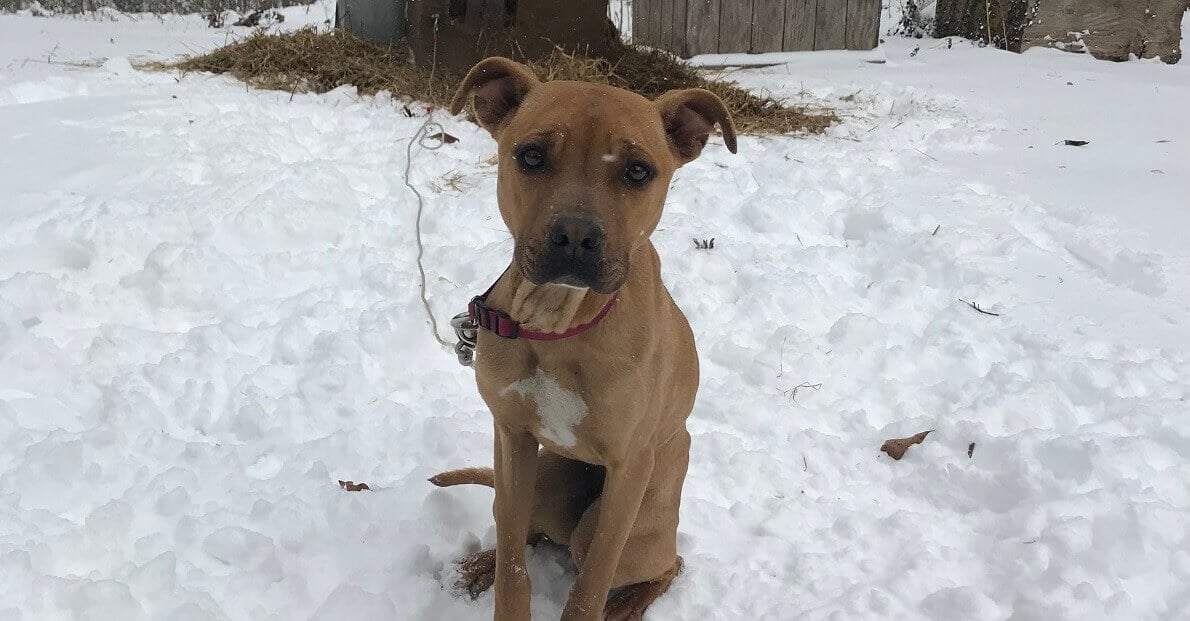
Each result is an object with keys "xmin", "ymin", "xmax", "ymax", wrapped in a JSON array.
[{"xmin": 536, "ymin": 216, "xmax": 604, "ymax": 289}]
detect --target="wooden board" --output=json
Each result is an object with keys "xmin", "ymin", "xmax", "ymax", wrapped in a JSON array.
[
  {"xmin": 647, "ymin": 0, "xmax": 663, "ymax": 46},
  {"xmin": 632, "ymin": 0, "xmax": 651, "ymax": 45},
  {"xmin": 814, "ymin": 0, "xmax": 847, "ymax": 50},
  {"xmin": 751, "ymin": 0, "xmax": 785, "ymax": 53},
  {"xmin": 844, "ymin": 0, "xmax": 880, "ymax": 50},
  {"xmin": 783, "ymin": 0, "xmax": 817, "ymax": 51},
  {"xmin": 660, "ymin": 0, "xmax": 675, "ymax": 50},
  {"xmin": 672, "ymin": 0, "xmax": 689, "ymax": 55},
  {"xmin": 340, "ymin": 0, "xmax": 408, "ymax": 46},
  {"xmin": 719, "ymin": 0, "xmax": 754, "ymax": 53},
  {"xmin": 685, "ymin": 0, "xmax": 721, "ymax": 55}
]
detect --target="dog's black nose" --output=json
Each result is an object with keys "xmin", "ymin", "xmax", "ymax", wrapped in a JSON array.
[
  {"xmin": 540, "ymin": 216, "xmax": 605, "ymax": 288},
  {"xmin": 548, "ymin": 217, "xmax": 603, "ymax": 256}
]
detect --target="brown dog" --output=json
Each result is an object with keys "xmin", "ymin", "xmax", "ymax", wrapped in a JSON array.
[{"xmin": 432, "ymin": 57, "xmax": 737, "ymax": 620}]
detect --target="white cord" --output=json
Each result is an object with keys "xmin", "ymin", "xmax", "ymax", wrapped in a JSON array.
[{"xmin": 403, "ymin": 14, "xmax": 452, "ymax": 348}]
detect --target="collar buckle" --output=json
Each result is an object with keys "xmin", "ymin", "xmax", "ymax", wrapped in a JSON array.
[
  {"xmin": 450, "ymin": 277, "xmax": 619, "ymax": 367},
  {"xmin": 450, "ymin": 312, "xmax": 478, "ymax": 367}
]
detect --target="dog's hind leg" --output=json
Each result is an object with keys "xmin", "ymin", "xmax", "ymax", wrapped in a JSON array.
[
  {"xmin": 431, "ymin": 450, "xmax": 603, "ymax": 543},
  {"xmin": 530, "ymin": 451, "xmax": 604, "ymax": 545},
  {"xmin": 568, "ymin": 429, "xmax": 689, "ymax": 616},
  {"xmin": 603, "ymin": 556, "xmax": 683, "ymax": 621},
  {"xmin": 444, "ymin": 450, "xmax": 603, "ymax": 599}
]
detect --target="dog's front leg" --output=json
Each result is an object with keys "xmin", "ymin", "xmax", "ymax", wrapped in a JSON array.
[
  {"xmin": 561, "ymin": 449, "xmax": 655, "ymax": 621},
  {"xmin": 493, "ymin": 424, "xmax": 539, "ymax": 620}
]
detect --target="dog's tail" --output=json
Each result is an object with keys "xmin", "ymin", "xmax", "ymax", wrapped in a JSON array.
[{"xmin": 429, "ymin": 467, "xmax": 494, "ymax": 489}]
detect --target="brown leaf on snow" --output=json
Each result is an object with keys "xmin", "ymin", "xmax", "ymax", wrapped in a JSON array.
[
  {"xmin": 338, "ymin": 480, "xmax": 371, "ymax": 491},
  {"xmin": 427, "ymin": 131, "xmax": 459, "ymax": 144},
  {"xmin": 880, "ymin": 430, "xmax": 932, "ymax": 460}
]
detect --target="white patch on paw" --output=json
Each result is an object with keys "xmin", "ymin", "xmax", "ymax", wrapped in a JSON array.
[{"xmin": 501, "ymin": 369, "xmax": 587, "ymax": 447}]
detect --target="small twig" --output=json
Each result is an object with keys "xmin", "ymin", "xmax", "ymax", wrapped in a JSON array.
[
  {"xmin": 46, "ymin": 42, "xmax": 60, "ymax": 64},
  {"xmin": 914, "ymin": 148, "xmax": 938, "ymax": 162},
  {"xmin": 932, "ymin": 225, "xmax": 941, "ymax": 236},
  {"xmin": 802, "ymin": 454, "xmax": 808, "ymax": 472},
  {"xmin": 959, "ymin": 299, "xmax": 1001, "ymax": 316},
  {"xmin": 777, "ymin": 336, "xmax": 787, "ymax": 378},
  {"xmin": 783, "ymin": 382, "xmax": 822, "ymax": 402}
]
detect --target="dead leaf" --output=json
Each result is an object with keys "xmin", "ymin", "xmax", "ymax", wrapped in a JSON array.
[
  {"xmin": 968, "ymin": 442, "xmax": 975, "ymax": 458},
  {"xmin": 428, "ymin": 132, "xmax": 459, "ymax": 144},
  {"xmin": 1063, "ymin": 139, "xmax": 1089, "ymax": 147},
  {"xmin": 338, "ymin": 480, "xmax": 370, "ymax": 491},
  {"xmin": 880, "ymin": 430, "xmax": 932, "ymax": 460}
]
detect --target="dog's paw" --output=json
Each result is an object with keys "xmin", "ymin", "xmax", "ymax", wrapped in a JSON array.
[
  {"xmin": 454, "ymin": 549, "xmax": 497, "ymax": 599},
  {"xmin": 603, "ymin": 556, "xmax": 683, "ymax": 621}
]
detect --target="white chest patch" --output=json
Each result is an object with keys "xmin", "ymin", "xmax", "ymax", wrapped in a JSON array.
[{"xmin": 501, "ymin": 369, "xmax": 588, "ymax": 447}]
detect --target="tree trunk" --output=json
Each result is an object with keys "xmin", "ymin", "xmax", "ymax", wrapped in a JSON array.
[{"xmin": 935, "ymin": 0, "xmax": 1187, "ymax": 63}]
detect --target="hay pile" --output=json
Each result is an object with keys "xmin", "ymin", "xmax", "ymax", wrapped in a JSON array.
[
  {"xmin": 172, "ymin": 28, "xmax": 835, "ymax": 135},
  {"xmin": 171, "ymin": 28, "xmax": 460, "ymax": 106}
]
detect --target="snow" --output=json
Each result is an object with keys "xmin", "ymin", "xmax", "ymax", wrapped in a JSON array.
[{"xmin": 2, "ymin": 5, "xmax": 1189, "ymax": 621}]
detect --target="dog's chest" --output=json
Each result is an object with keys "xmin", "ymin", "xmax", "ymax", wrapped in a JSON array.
[{"xmin": 500, "ymin": 368, "xmax": 588, "ymax": 448}]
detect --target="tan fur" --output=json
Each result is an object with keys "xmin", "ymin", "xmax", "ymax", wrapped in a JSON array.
[{"xmin": 437, "ymin": 56, "xmax": 736, "ymax": 621}]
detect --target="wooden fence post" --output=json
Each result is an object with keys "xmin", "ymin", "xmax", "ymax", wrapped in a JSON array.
[
  {"xmin": 721, "ymin": 0, "xmax": 754, "ymax": 52},
  {"xmin": 784, "ymin": 0, "xmax": 818, "ymax": 51},
  {"xmin": 633, "ymin": 0, "xmax": 653, "ymax": 45},
  {"xmin": 814, "ymin": 0, "xmax": 847, "ymax": 49},
  {"xmin": 845, "ymin": 0, "xmax": 880, "ymax": 50},
  {"xmin": 752, "ymin": 0, "xmax": 786, "ymax": 52},
  {"xmin": 685, "ymin": 0, "xmax": 722, "ymax": 55},
  {"xmin": 640, "ymin": 0, "xmax": 879, "ymax": 56}
]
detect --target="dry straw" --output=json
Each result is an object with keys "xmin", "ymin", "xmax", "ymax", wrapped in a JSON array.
[{"xmin": 169, "ymin": 28, "xmax": 835, "ymax": 135}]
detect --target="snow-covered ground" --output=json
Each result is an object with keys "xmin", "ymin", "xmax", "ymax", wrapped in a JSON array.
[{"xmin": 1, "ymin": 5, "xmax": 1188, "ymax": 620}]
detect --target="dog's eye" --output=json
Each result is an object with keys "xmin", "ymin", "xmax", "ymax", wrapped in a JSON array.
[
  {"xmin": 516, "ymin": 145, "xmax": 547, "ymax": 172},
  {"xmin": 623, "ymin": 161, "xmax": 653, "ymax": 186}
]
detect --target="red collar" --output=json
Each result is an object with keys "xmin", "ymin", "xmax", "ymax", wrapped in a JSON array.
[{"xmin": 468, "ymin": 282, "xmax": 618, "ymax": 341}]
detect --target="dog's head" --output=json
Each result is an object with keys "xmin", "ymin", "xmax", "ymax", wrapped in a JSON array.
[{"xmin": 450, "ymin": 57, "xmax": 737, "ymax": 294}]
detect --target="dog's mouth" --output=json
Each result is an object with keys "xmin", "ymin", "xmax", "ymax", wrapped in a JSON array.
[
  {"xmin": 517, "ymin": 248, "xmax": 626, "ymax": 295},
  {"xmin": 550, "ymin": 275, "xmax": 592, "ymax": 290}
]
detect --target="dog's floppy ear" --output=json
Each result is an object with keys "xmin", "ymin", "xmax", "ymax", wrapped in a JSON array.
[
  {"xmin": 654, "ymin": 88, "xmax": 738, "ymax": 164},
  {"xmin": 449, "ymin": 57, "xmax": 541, "ymax": 135}
]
